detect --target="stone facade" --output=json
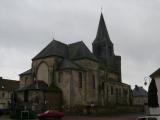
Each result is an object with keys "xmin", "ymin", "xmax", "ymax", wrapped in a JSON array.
[
  {"xmin": 17, "ymin": 13, "xmax": 131, "ymax": 110},
  {"xmin": 0, "ymin": 90, "xmax": 11, "ymax": 109}
]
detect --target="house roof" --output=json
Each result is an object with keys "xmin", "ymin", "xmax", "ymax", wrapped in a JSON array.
[
  {"xmin": 93, "ymin": 13, "xmax": 113, "ymax": 45},
  {"xmin": 32, "ymin": 40, "xmax": 68, "ymax": 60},
  {"xmin": 19, "ymin": 69, "xmax": 32, "ymax": 76},
  {"xmin": 133, "ymin": 85, "xmax": 147, "ymax": 97},
  {"xmin": 150, "ymin": 68, "xmax": 160, "ymax": 78},
  {"xmin": 0, "ymin": 77, "xmax": 19, "ymax": 91},
  {"xmin": 17, "ymin": 80, "xmax": 48, "ymax": 91},
  {"xmin": 68, "ymin": 41, "xmax": 98, "ymax": 61}
]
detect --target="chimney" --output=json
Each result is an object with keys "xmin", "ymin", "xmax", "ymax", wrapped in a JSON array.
[{"xmin": 135, "ymin": 85, "xmax": 139, "ymax": 90}]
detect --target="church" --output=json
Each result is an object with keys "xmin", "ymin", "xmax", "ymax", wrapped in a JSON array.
[{"xmin": 16, "ymin": 13, "xmax": 131, "ymax": 111}]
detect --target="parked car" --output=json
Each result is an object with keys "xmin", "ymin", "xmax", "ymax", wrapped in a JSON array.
[
  {"xmin": 137, "ymin": 115, "xmax": 160, "ymax": 120},
  {"xmin": 37, "ymin": 110, "xmax": 64, "ymax": 120}
]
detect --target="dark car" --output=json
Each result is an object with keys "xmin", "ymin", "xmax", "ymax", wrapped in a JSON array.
[{"xmin": 37, "ymin": 110, "xmax": 64, "ymax": 120}]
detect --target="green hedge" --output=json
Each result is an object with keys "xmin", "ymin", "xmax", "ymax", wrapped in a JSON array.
[
  {"xmin": 10, "ymin": 110, "xmax": 36, "ymax": 119},
  {"xmin": 48, "ymin": 84, "xmax": 62, "ymax": 93}
]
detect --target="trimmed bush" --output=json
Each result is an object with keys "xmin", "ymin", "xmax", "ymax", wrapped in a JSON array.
[
  {"xmin": 148, "ymin": 78, "xmax": 159, "ymax": 107},
  {"xmin": 48, "ymin": 84, "xmax": 62, "ymax": 93}
]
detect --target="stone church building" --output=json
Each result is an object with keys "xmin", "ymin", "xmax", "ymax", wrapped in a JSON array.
[{"xmin": 17, "ymin": 13, "xmax": 131, "ymax": 110}]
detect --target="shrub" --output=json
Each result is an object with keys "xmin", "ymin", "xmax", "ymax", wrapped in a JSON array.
[
  {"xmin": 10, "ymin": 110, "xmax": 36, "ymax": 119},
  {"xmin": 148, "ymin": 79, "xmax": 159, "ymax": 107},
  {"xmin": 48, "ymin": 84, "xmax": 62, "ymax": 93}
]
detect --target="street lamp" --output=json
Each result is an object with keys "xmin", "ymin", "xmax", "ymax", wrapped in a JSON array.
[{"xmin": 144, "ymin": 76, "xmax": 151, "ymax": 86}]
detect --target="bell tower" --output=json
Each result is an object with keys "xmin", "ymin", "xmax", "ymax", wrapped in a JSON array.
[{"xmin": 92, "ymin": 13, "xmax": 114, "ymax": 66}]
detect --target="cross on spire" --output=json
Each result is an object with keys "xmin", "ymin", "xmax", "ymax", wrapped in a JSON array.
[{"xmin": 101, "ymin": 6, "xmax": 103, "ymax": 12}]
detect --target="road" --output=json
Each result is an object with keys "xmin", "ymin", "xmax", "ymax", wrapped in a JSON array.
[
  {"xmin": 0, "ymin": 114, "xmax": 142, "ymax": 120},
  {"xmin": 64, "ymin": 114, "xmax": 140, "ymax": 120}
]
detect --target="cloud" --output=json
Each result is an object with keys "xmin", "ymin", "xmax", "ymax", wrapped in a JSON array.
[{"xmin": 0, "ymin": 0, "xmax": 160, "ymax": 89}]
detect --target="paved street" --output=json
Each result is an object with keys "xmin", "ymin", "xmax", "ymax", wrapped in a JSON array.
[
  {"xmin": 0, "ymin": 114, "xmax": 142, "ymax": 120},
  {"xmin": 64, "ymin": 114, "xmax": 140, "ymax": 120}
]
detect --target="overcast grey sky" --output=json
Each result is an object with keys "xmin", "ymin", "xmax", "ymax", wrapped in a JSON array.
[{"xmin": 0, "ymin": 0, "xmax": 160, "ymax": 89}]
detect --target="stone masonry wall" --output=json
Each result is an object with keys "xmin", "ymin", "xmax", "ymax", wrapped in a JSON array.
[{"xmin": 20, "ymin": 74, "xmax": 32, "ymax": 88}]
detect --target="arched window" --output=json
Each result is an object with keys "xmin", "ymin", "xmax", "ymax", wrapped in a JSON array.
[{"xmin": 37, "ymin": 62, "xmax": 49, "ymax": 85}]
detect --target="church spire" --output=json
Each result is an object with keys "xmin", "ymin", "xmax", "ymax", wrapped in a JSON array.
[
  {"xmin": 92, "ymin": 13, "xmax": 114, "ymax": 65},
  {"xmin": 95, "ymin": 13, "xmax": 112, "ymax": 44}
]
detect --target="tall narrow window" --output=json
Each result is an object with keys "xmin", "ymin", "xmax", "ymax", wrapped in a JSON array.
[
  {"xmin": 119, "ymin": 88, "xmax": 121, "ymax": 96},
  {"xmin": 25, "ymin": 77, "xmax": 27, "ymax": 86},
  {"xmin": 79, "ymin": 72, "xmax": 82, "ymax": 88},
  {"xmin": 24, "ymin": 91, "xmax": 28, "ymax": 102},
  {"xmin": 92, "ymin": 75, "xmax": 96, "ymax": 89},
  {"xmin": 111, "ymin": 86, "xmax": 114, "ymax": 95},
  {"xmin": 58, "ymin": 72, "xmax": 63, "ymax": 83},
  {"xmin": 116, "ymin": 88, "xmax": 118, "ymax": 96}
]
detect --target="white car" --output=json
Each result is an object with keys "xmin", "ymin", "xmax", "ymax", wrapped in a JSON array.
[{"xmin": 137, "ymin": 115, "xmax": 160, "ymax": 120}]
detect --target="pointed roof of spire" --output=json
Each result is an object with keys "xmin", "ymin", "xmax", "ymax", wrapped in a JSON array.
[{"xmin": 94, "ymin": 13, "xmax": 112, "ymax": 44}]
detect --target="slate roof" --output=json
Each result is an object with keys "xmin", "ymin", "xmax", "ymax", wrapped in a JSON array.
[
  {"xmin": 150, "ymin": 68, "xmax": 160, "ymax": 78},
  {"xmin": 58, "ymin": 59, "xmax": 81, "ymax": 70},
  {"xmin": 0, "ymin": 77, "xmax": 19, "ymax": 91},
  {"xmin": 133, "ymin": 85, "xmax": 147, "ymax": 97},
  {"xmin": 19, "ymin": 69, "xmax": 32, "ymax": 76},
  {"xmin": 17, "ymin": 80, "xmax": 48, "ymax": 91},
  {"xmin": 107, "ymin": 80, "xmax": 130, "ymax": 87},
  {"xmin": 32, "ymin": 40, "xmax": 68, "ymax": 60},
  {"xmin": 68, "ymin": 41, "xmax": 98, "ymax": 61},
  {"xmin": 93, "ymin": 13, "xmax": 113, "ymax": 45},
  {"xmin": 32, "ymin": 39, "xmax": 98, "ymax": 63}
]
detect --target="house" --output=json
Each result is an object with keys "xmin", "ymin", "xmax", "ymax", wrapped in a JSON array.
[
  {"xmin": 0, "ymin": 77, "xmax": 19, "ymax": 110},
  {"xmin": 132, "ymin": 85, "xmax": 148, "ymax": 106},
  {"xmin": 16, "ymin": 13, "xmax": 131, "ymax": 111}
]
